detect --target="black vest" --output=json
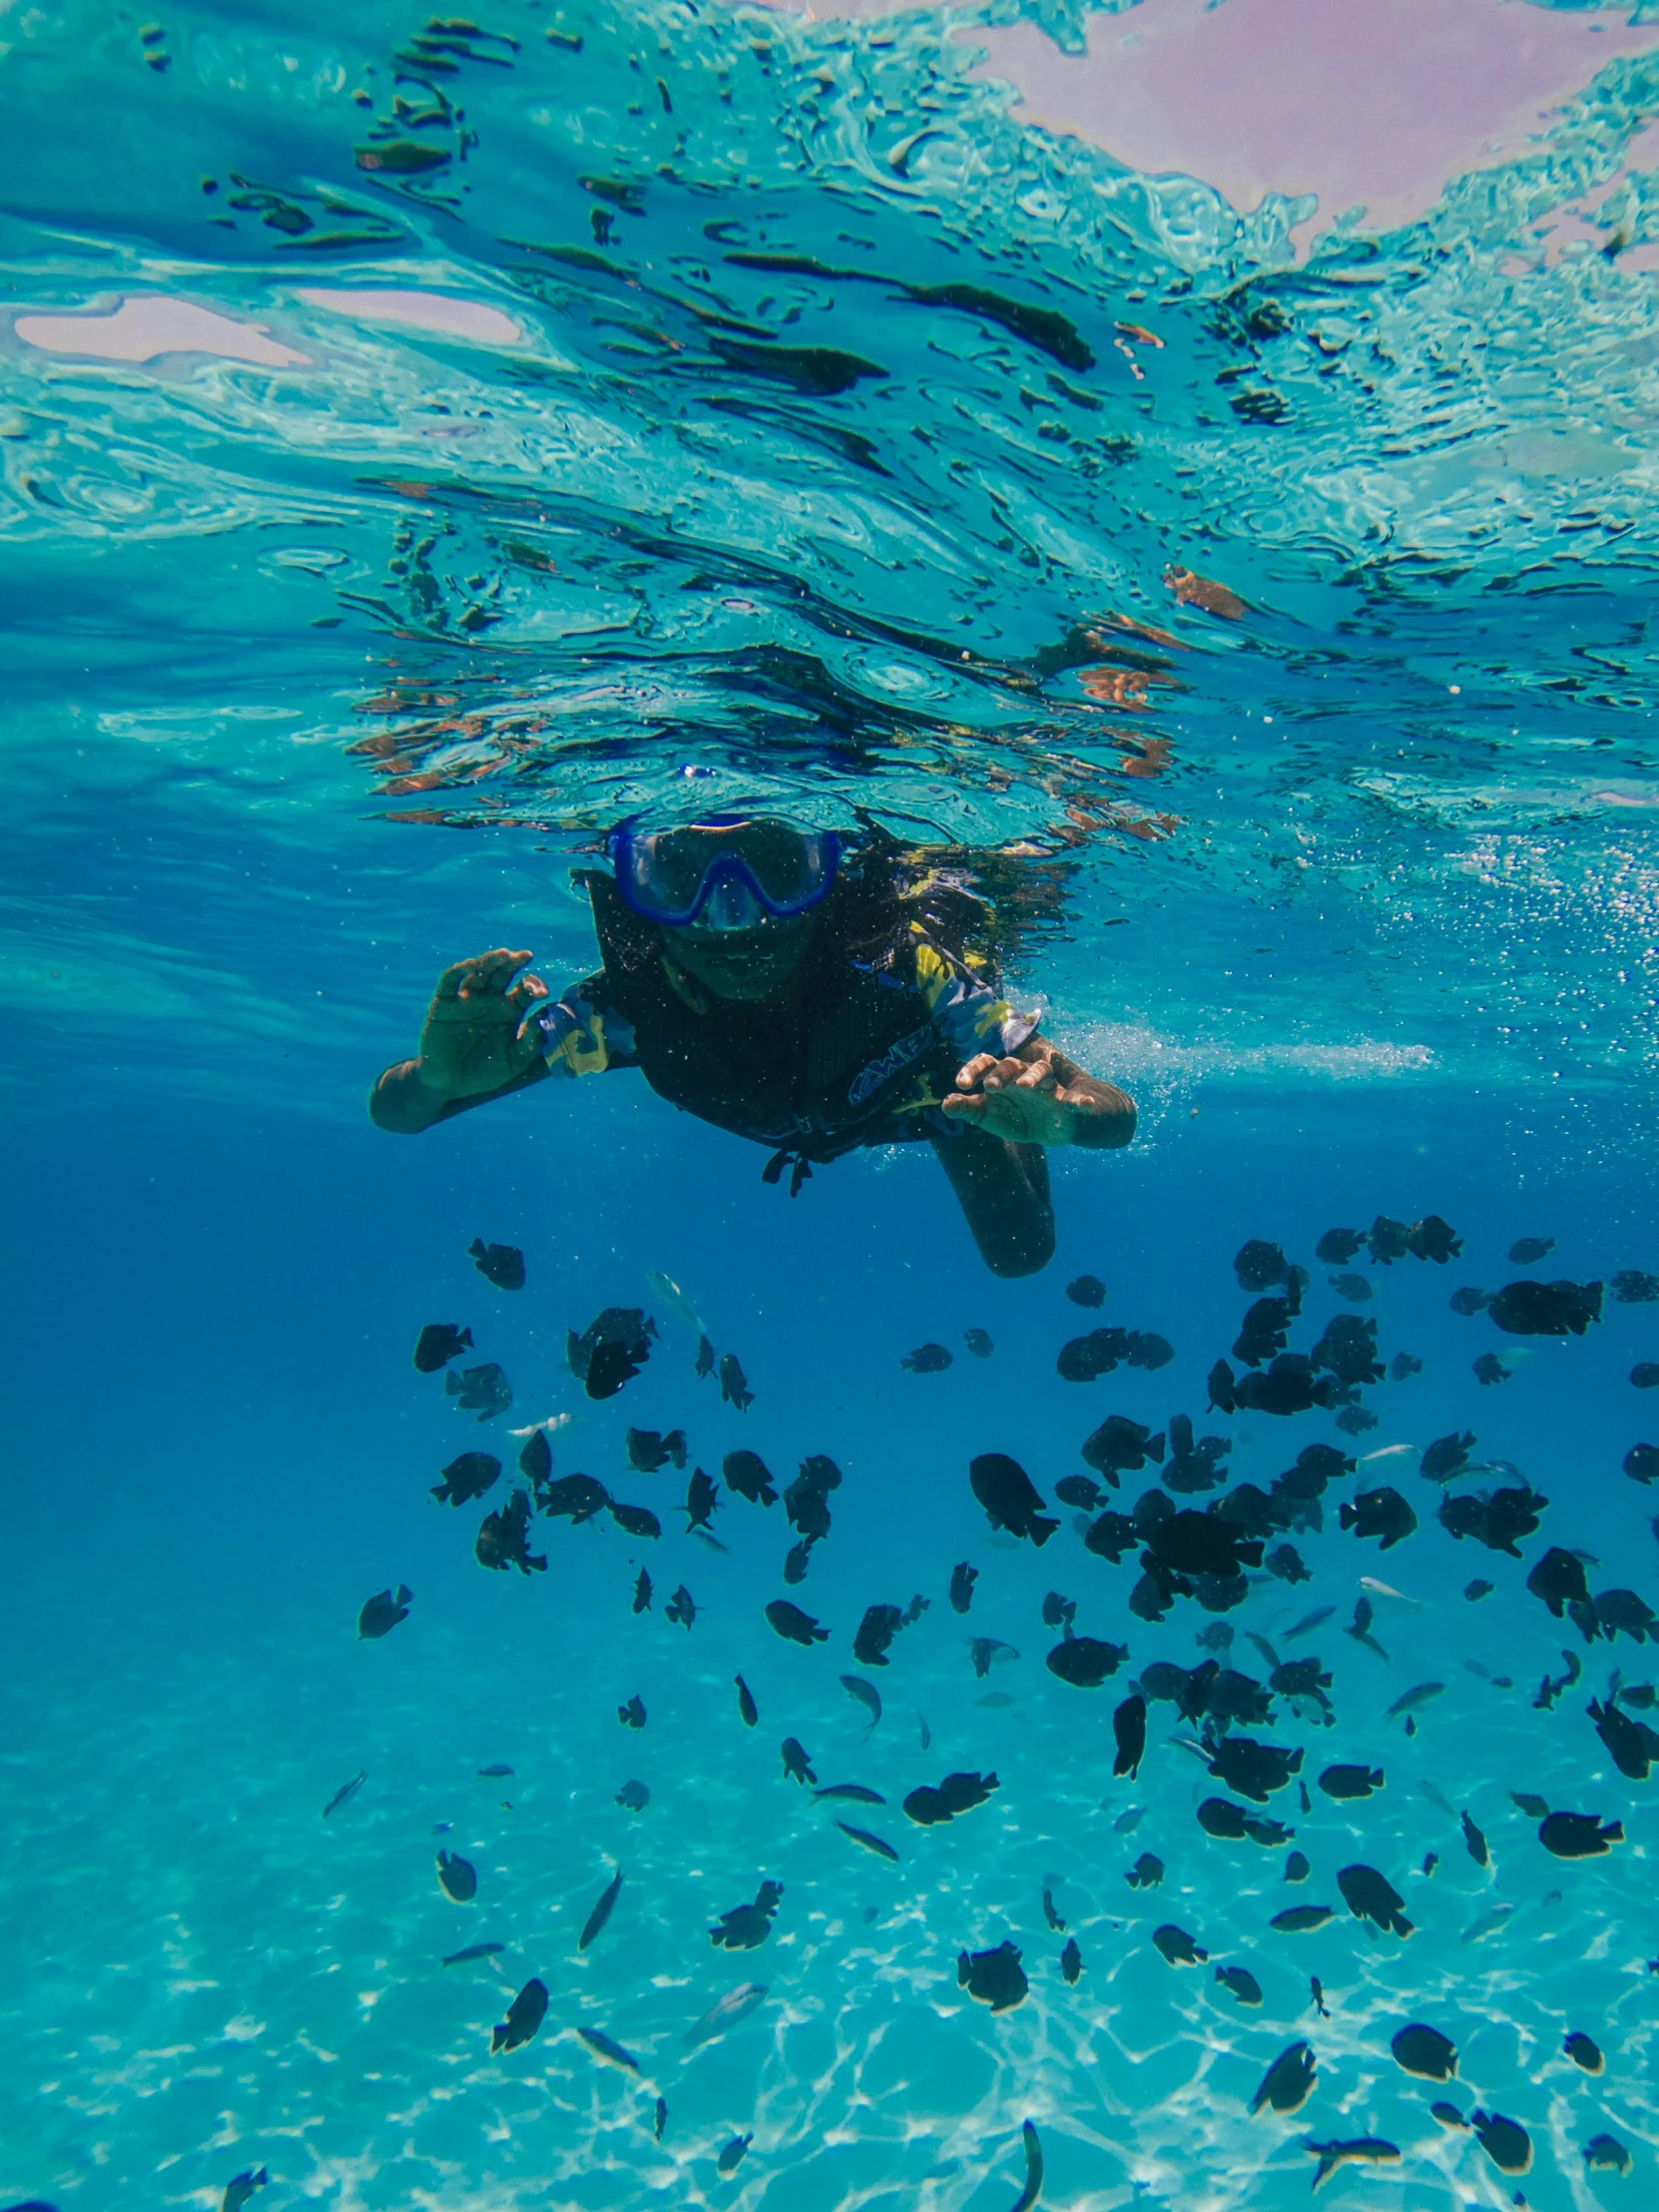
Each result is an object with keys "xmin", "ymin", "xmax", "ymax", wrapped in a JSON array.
[{"xmin": 586, "ymin": 870, "xmax": 955, "ymax": 1165}]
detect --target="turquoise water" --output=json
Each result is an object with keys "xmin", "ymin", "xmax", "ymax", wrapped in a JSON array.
[{"xmin": 6, "ymin": 1, "xmax": 1659, "ymax": 2206}]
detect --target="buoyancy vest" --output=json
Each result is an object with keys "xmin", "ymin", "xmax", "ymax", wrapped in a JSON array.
[{"xmin": 583, "ymin": 868, "xmax": 960, "ymax": 1180}]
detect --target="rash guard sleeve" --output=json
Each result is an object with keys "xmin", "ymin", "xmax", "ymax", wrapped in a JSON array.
[{"xmin": 529, "ymin": 976, "xmax": 640, "ymax": 1079}]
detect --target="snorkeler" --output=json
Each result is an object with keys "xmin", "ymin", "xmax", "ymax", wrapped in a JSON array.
[{"xmin": 369, "ymin": 820, "xmax": 1135, "ymax": 1276}]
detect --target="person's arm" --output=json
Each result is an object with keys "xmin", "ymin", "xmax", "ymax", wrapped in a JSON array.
[
  {"xmin": 368, "ymin": 946, "xmax": 556, "ymax": 1135},
  {"xmin": 906, "ymin": 927, "xmax": 1136, "ymax": 1149},
  {"xmin": 942, "ymin": 1036, "xmax": 1137, "ymax": 1149}
]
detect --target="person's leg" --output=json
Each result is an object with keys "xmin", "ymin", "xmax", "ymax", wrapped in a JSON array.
[{"xmin": 927, "ymin": 1125, "xmax": 1055, "ymax": 1277}]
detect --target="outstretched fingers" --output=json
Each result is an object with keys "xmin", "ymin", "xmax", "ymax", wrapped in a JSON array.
[{"xmin": 434, "ymin": 947, "xmax": 535, "ymax": 1000}]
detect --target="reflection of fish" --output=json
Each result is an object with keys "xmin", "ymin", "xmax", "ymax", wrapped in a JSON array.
[
  {"xmin": 646, "ymin": 1269, "xmax": 703, "ymax": 1332},
  {"xmin": 684, "ymin": 1980, "xmax": 768, "ymax": 2048}
]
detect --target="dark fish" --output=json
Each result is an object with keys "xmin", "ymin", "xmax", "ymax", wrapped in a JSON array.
[
  {"xmin": 1590, "ymin": 1696, "xmax": 1659, "ymax": 1780},
  {"xmin": 1318, "ymin": 1764, "xmax": 1382, "ymax": 1802},
  {"xmin": 568, "ymin": 1308, "xmax": 656, "ymax": 1399},
  {"xmin": 615, "ymin": 1780, "xmax": 649, "ymax": 1812},
  {"xmin": 1042, "ymin": 1887, "xmax": 1066, "ymax": 1933},
  {"xmin": 577, "ymin": 2025, "xmax": 639, "ymax": 2072},
  {"xmin": 518, "ymin": 1430, "xmax": 552, "ymax": 1486},
  {"xmin": 1430, "ymin": 2100, "xmax": 1468, "ymax": 2128},
  {"xmin": 476, "ymin": 1490, "xmax": 547, "ymax": 1575},
  {"xmin": 901, "ymin": 1342, "xmax": 953, "ymax": 1373},
  {"xmin": 1081, "ymin": 1415, "xmax": 1165, "ymax": 1480},
  {"xmin": 1419, "ymin": 1430, "xmax": 1475, "ymax": 1482},
  {"xmin": 781, "ymin": 1738, "xmax": 816, "ymax": 1786},
  {"xmin": 469, "ymin": 1238, "xmax": 524, "ymax": 1290},
  {"xmin": 1307, "ymin": 2140, "xmax": 1400, "ymax": 2193},
  {"xmin": 1251, "ymin": 2039, "xmax": 1316, "ymax": 2115},
  {"xmin": 1612, "ymin": 1270, "xmax": 1659, "ymax": 1302},
  {"xmin": 618, "ymin": 1694, "xmax": 646, "ymax": 1729},
  {"xmin": 491, "ymin": 1976, "xmax": 548, "ymax": 2054},
  {"xmin": 767, "ymin": 1600, "xmax": 828, "ymax": 1647},
  {"xmin": 1460, "ymin": 1811, "xmax": 1489, "ymax": 1867},
  {"xmin": 735, "ymin": 1675, "xmax": 758, "ymax": 1728},
  {"xmin": 1055, "ymin": 1474, "xmax": 1103, "ymax": 1510},
  {"xmin": 1391, "ymin": 2023, "xmax": 1457, "ymax": 2079},
  {"xmin": 1126, "ymin": 1852, "xmax": 1164, "ymax": 1889},
  {"xmin": 1153, "ymin": 1924, "xmax": 1208, "ymax": 1966},
  {"xmin": 718, "ymin": 1352, "xmax": 754, "ymax": 1409},
  {"xmin": 1469, "ymin": 2110, "xmax": 1532, "ymax": 2176},
  {"xmin": 1113, "ymin": 1693, "xmax": 1147, "ymax": 1779},
  {"xmin": 683, "ymin": 1980, "xmax": 767, "ymax": 2047},
  {"xmin": 684, "ymin": 1468, "xmax": 720, "ymax": 1532},
  {"xmin": 610, "ymin": 1501, "xmax": 661, "ymax": 1541},
  {"xmin": 1214, "ymin": 1963, "xmax": 1263, "ymax": 2005},
  {"xmin": 476, "ymin": 1764, "xmax": 513, "ymax": 1779},
  {"xmin": 1593, "ymin": 1588, "xmax": 1659, "ymax": 1643},
  {"xmin": 694, "ymin": 1335, "xmax": 717, "ymax": 1379},
  {"xmin": 414, "ymin": 1322, "xmax": 472, "ymax": 1373},
  {"xmin": 970, "ymin": 1637, "xmax": 1018, "ymax": 1679},
  {"xmin": 446, "ymin": 1361, "xmax": 513, "ymax": 1420},
  {"xmin": 1235, "ymin": 1239, "xmax": 1295, "ymax": 1291},
  {"xmin": 1466, "ymin": 1578, "xmax": 1493, "ymax": 1599},
  {"xmin": 970, "ymin": 1452, "xmax": 1058, "ymax": 1545},
  {"xmin": 1449, "ymin": 1286, "xmax": 1491, "ymax": 1316},
  {"xmin": 1528, "ymin": 1546, "xmax": 1591, "ymax": 1617},
  {"xmin": 1539, "ymin": 1810, "xmax": 1622, "ymax": 1859},
  {"xmin": 957, "ymin": 1938, "xmax": 1027, "ymax": 2010},
  {"xmin": 1207, "ymin": 1736, "xmax": 1302, "ymax": 1804},
  {"xmin": 1316, "ymin": 1228, "xmax": 1364, "ymax": 1264},
  {"xmin": 1067, "ymin": 1273, "xmax": 1108, "ymax": 1307},
  {"xmin": 1584, "ymin": 2133, "xmax": 1631, "ymax": 2174},
  {"xmin": 1059, "ymin": 1936, "xmax": 1081, "ymax": 1986},
  {"xmin": 1309, "ymin": 1973, "xmax": 1330, "ymax": 2017},
  {"xmin": 835, "ymin": 1821, "xmax": 899, "ymax": 1861},
  {"xmin": 1046, "ymin": 1636, "xmax": 1129, "ymax": 1689},
  {"xmin": 1339, "ymin": 1486, "xmax": 1417, "ymax": 1550},
  {"xmin": 716, "ymin": 2134, "xmax": 752, "ymax": 2176},
  {"xmin": 654, "ymin": 2096, "xmax": 668, "ymax": 2139},
  {"xmin": 785, "ymin": 1453, "xmax": 841, "ymax": 1542},
  {"xmin": 722, "ymin": 1449, "xmax": 777, "ymax": 1505},
  {"xmin": 1489, "ymin": 1278, "xmax": 1602, "ymax": 1336},
  {"xmin": 1286, "ymin": 1852, "xmax": 1310, "ymax": 1883},
  {"xmin": 816, "ymin": 1782, "xmax": 885, "ymax": 1805},
  {"xmin": 1509, "ymin": 1236, "xmax": 1555, "ymax": 1265},
  {"xmin": 665, "ymin": 1584, "xmax": 696, "ymax": 1629},
  {"xmin": 632, "ymin": 1568, "xmax": 652, "ymax": 1614},
  {"xmin": 626, "ymin": 1426, "xmax": 687, "ymax": 1472},
  {"xmin": 710, "ymin": 1881, "xmax": 784, "ymax": 1950},
  {"xmin": 964, "ymin": 1328, "xmax": 994, "ymax": 1358},
  {"xmin": 437, "ymin": 1851, "xmax": 477, "ymax": 1903},
  {"xmin": 783, "ymin": 1539, "xmax": 815, "ymax": 1585},
  {"xmin": 442, "ymin": 1940, "xmax": 504, "ymax": 1965},
  {"xmin": 357, "ymin": 1585, "xmax": 412, "ymax": 1640},
  {"xmin": 1330, "ymin": 1272, "xmax": 1372, "ymax": 1303},
  {"xmin": 854, "ymin": 1604, "xmax": 905, "ymax": 1668},
  {"xmin": 1438, "ymin": 1483, "xmax": 1547, "ymax": 1557},
  {"xmin": 322, "ymin": 1771, "xmax": 365, "ymax": 1819},
  {"xmin": 1563, "ymin": 2028, "xmax": 1603, "ymax": 2073},
  {"xmin": 1625, "ymin": 1442, "xmax": 1659, "ymax": 1484},
  {"xmin": 541, "ymin": 1472, "xmax": 609, "ymax": 1523},
  {"xmin": 1266, "ymin": 1543, "xmax": 1311, "ymax": 1584},
  {"xmin": 1337, "ymin": 1863, "xmax": 1411, "ymax": 1936},
  {"xmin": 1511, "ymin": 1789, "xmax": 1550, "ymax": 1817},
  {"xmin": 1345, "ymin": 1596, "xmax": 1389, "ymax": 1662},
  {"xmin": 1472, "ymin": 1351, "xmax": 1509, "ymax": 1385},
  {"xmin": 1390, "ymin": 1350, "xmax": 1422, "ymax": 1380},
  {"xmin": 1271, "ymin": 1902, "xmax": 1336, "ymax": 1936},
  {"xmin": 222, "ymin": 2172, "xmax": 268, "ymax": 2212}
]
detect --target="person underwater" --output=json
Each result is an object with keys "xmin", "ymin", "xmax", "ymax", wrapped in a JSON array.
[{"xmin": 369, "ymin": 818, "xmax": 1136, "ymax": 1276}]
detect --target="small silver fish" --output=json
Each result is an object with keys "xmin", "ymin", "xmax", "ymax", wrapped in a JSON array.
[
  {"xmin": 814, "ymin": 1783, "xmax": 886, "ymax": 1805},
  {"xmin": 576, "ymin": 2025, "xmax": 640, "ymax": 2072},
  {"xmin": 646, "ymin": 1269, "xmax": 704, "ymax": 1333},
  {"xmin": 1284, "ymin": 1606, "xmax": 1336, "ymax": 1640},
  {"xmin": 840, "ymin": 1674, "xmax": 882, "ymax": 1731},
  {"xmin": 684, "ymin": 1980, "xmax": 768, "ymax": 2049},
  {"xmin": 322, "ymin": 1771, "xmax": 365, "ymax": 1819},
  {"xmin": 834, "ymin": 1820, "xmax": 899, "ymax": 1862},
  {"xmin": 1385, "ymin": 1681, "xmax": 1444, "ymax": 1720},
  {"xmin": 1113, "ymin": 1805, "xmax": 1145, "ymax": 1833},
  {"xmin": 1460, "ymin": 1904, "xmax": 1514, "ymax": 1944}
]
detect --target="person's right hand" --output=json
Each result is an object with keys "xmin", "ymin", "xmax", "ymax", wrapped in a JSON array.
[{"xmin": 415, "ymin": 948, "xmax": 549, "ymax": 1101}]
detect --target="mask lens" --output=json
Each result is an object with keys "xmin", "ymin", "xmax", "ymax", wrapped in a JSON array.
[{"xmin": 612, "ymin": 820, "xmax": 838, "ymax": 925}]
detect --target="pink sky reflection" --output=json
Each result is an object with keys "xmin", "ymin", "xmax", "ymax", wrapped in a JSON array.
[{"xmin": 964, "ymin": 0, "xmax": 1659, "ymax": 244}]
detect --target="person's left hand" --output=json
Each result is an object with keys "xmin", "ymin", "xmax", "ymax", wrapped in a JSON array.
[{"xmin": 942, "ymin": 1039, "xmax": 1107, "ymax": 1145}]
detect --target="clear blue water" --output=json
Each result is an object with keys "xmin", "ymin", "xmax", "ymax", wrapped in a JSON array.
[{"xmin": 6, "ymin": 2, "xmax": 1659, "ymax": 2206}]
